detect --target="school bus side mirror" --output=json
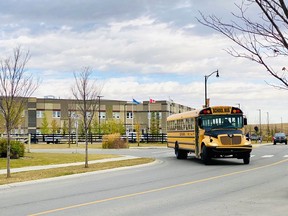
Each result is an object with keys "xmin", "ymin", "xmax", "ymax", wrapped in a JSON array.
[
  {"xmin": 244, "ymin": 118, "xmax": 247, "ymax": 125},
  {"xmin": 198, "ymin": 118, "xmax": 202, "ymax": 127}
]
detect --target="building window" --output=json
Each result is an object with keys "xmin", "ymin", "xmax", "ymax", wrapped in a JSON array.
[
  {"xmin": 100, "ymin": 112, "xmax": 106, "ymax": 119},
  {"xmin": 127, "ymin": 112, "xmax": 133, "ymax": 119},
  {"xmin": 68, "ymin": 111, "xmax": 76, "ymax": 118},
  {"xmin": 157, "ymin": 112, "xmax": 162, "ymax": 119},
  {"xmin": 53, "ymin": 111, "xmax": 61, "ymax": 118},
  {"xmin": 148, "ymin": 112, "xmax": 162, "ymax": 119},
  {"xmin": 86, "ymin": 111, "xmax": 92, "ymax": 119},
  {"xmin": 113, "ymin": 112, "xmax": 120, "ymax": 119},
  {"xmin": 37, "ymin": 111, "xmax": 44, "ymax": 118},
  {"xmin": 148, "ymin": 112, "xmax": 162, "ymax": 120}
]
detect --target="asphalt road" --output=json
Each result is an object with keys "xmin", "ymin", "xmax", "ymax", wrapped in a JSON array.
[{"xmin": 1, "ymin": 144, "xmax": 288, "ymax": 216}]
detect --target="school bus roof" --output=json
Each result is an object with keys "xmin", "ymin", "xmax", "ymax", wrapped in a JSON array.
[
  {"xmin": 167, "ymin": 109, "xmax": 200, "ymax": 121},
  {"xmin": 167, "ymin": 106, "xmax": 242, "ymax": 121}
]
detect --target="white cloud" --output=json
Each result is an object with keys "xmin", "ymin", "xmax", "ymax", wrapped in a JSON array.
[
  {"xmin": 1, "ymin": 16, "xmax": 231, "ymax": 74},
  {"xmin": 0, "ymin": 0, "xmax": 287, "ymax": 124}
]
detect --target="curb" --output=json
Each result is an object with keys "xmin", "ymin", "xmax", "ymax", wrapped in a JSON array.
[
  {"xmin": 0, "ymin": 155, "xmax": 139, "ymax": 174},
  {"xmin": 0, "ymin": 159, "xmax": 160, "ymax": 190}
]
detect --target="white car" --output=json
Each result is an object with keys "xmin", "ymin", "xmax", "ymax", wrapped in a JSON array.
[{"xmin": 44, "ymin": 135, "xmax": 62, "ymax": 144}]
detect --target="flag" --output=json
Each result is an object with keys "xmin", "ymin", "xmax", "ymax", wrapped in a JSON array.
[
  {"xmin": 132, "ymin": 98, "xmax": 140, "ymax": 104},
  {"xmin": 149, "ymin": 98, "xmax": 156, "ymax": 103}
]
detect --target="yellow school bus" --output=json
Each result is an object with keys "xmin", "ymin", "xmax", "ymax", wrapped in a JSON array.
[{"xmin": 167, "ymin": 106, "xmax": 252, "ymax": 164}]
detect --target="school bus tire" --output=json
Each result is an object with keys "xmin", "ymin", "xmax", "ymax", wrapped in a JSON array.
[
  {"xmin": 243, "ymin": 154, "xmax": 250, "ymax": 164},
  {"xmin": 201, "ymin": 145, "xmax": 211, "ymax": 165},
  {"xmin": 175, "ymin": 144, "xmax": 188, "ymax": 159}
]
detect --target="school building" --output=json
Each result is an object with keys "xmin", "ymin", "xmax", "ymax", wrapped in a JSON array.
[{"xmin": 13, "ymin": 96, "xmax": 194, "ymax": 135}]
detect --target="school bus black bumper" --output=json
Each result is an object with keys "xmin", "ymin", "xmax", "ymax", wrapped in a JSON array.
[{"xmin": 208, "ymin": 146, "xmax": 252, "ymax": 157}]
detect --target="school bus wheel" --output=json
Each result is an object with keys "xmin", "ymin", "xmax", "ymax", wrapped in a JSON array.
[
  {"xmin": 175, "ymin": 143, "xmax": 188, "ymax": 159},
  {"xmin": 243, "ymin": 154, "xmax": 250, "ymax": 164},
  {"xmin": 201, "ymin": 145, "xmax": 211, "ymax": 165}
]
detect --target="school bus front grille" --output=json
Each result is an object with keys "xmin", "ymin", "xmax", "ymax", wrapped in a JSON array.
[{"xmin": 220, "ymin": 136, "xmax": 242, "ymax": 145}]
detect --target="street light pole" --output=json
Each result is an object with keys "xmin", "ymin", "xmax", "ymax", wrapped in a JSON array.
[
  {"xmin": 257, "ymin": 109, "xmax": 262, "ymax": 139},
  {"xmin": 204, "ymin": 70, "xmax": 219, "ymax": 107},
  {"xmin": 97, "ymin": 95, "xmax": 103, "ymax": 136},
  {"xmin": 266, "ymin": 112, "xmax": 270, "ymax": 142},
  {"xmin": 124, "ymin": 103, "xmax": 128, "ymax": 133}
]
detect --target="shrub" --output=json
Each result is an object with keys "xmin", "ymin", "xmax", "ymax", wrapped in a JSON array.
[
  {"xmin": 102, "ymin": 133, "xmax": 129, "ymax": 149},
  {"xmin": 0, "ymin": 139, "xmax": 25, "ymax": 159}
]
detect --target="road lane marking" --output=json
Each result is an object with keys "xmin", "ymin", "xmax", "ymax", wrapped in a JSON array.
[
  {"xmin": 262, "ymin": 155, "xmax": 274, "ymax": 158},
  {"xmin": 29, "ymin": 158, "xmax": 288, "ymax": 216}
]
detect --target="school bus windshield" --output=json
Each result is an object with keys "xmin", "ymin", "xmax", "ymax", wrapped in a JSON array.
[{"xmin": 201, "ymin": 115, "xmax": 244, "ymax": 130}]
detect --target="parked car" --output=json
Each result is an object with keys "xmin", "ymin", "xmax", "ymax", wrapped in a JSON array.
[
  {"xmin": 44, "ymin": 135, "xmax": 62, "ymax": 144},
  {"xmin": 249, "ymin": 134, "xmax": 261, "ymax": 141},
  {"xmin": 273, "ymin": 133, "xmax": 287, "ymax": 145}
]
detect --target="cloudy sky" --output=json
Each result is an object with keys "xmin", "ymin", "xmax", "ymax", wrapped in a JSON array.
[{"xmin": 0, "ymin": 0, "xmax": 287, "ymax": 124}]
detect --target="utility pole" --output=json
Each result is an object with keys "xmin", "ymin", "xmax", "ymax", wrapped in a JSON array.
[
  {"xmin": 257, "ymin": 109, "xmax": 262, "ymax": 142},
  {"xmin": 97, "ymin": 95, "xmax": 103, "ymax": 136},
  {"xmin": 204, "ymin": 70, "xmax": 219, "ymax": 107}
]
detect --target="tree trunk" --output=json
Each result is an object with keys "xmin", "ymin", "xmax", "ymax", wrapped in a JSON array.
[
  {"xmin": 85, "ymin": 130, "xmax": 88, "ymax": 168},
  {"xmin": 6, "ymin": 131, "xmax": 11, "ymax": 178}
]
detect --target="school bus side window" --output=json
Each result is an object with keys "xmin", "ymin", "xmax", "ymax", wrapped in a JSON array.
[
  {"xmin": 176, "ymin": 120, "xmax": 181, "ymax": 130},
  {"xmin": 183, "ymin": 119, "xmax": 187, "ymax": 130},
  {"xmin": 186, "ymin": 118, "xmax": 194, "ymax": 130},
  {"xmin": 168, "ymin": 120, "xmax": 175, "ymax": 130},
  {"xmin": 172, "ymin": 120, "xmax": 177, "ymax": 130}
]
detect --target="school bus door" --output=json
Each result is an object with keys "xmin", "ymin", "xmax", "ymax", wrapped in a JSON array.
[{"xmin": 195, "ymin": 117, "xmax": 200, "ymax": 157}]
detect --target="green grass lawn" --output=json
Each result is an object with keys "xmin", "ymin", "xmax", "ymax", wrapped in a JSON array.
[
  {"xmin": 0, "ymin": 151, "xmax": 155, "ymax": 185},
  {"xmin": 0, "ymin": 157, "xmax": 154, "ymax": 185},
  {"xmin": 0, "ymin": 152, "xmax": 119, "ymax": 169}
]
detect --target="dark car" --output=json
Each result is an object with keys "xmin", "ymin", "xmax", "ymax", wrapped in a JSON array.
[
  {"xmin": 273, "ymin": 133, "xmax": 287, "ymax": 145},
  {"xmin": 249, "ymin": 134, "xmax": 261, "ymax": 141}
]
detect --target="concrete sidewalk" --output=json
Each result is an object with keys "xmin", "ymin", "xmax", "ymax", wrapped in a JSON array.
[{"xmin": 0, "ymin": 155, "xmax": 139, "ymax": 174}]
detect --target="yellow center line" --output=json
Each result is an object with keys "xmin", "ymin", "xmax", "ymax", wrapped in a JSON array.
[{"xmin": 29, "ymin": 158, "xmax": 288, "ymax": 216}]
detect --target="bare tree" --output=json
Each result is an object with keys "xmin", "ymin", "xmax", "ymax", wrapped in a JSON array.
[
  {"xmin": 72, "ymin": 67, "xmax": 102, "ymax": 168},
  {"xmin": 198, "ymin": 0, "xmax": 288, "ymax": 89},
  {"xmin": 0, "ymin": 46, "xmax": 38, "ymax": 177}
]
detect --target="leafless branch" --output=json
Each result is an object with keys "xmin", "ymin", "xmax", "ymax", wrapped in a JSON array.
[
  {"xmin": 0, "ymin": 46, "xmax": 39, "ymax": 177},
  {"xmin": 197, "ymin": 0, "xmax": 288, "ymax": 90},
  {"xmin": 71, "ymin": 67, "xmax": 102, "ymax": 168}
]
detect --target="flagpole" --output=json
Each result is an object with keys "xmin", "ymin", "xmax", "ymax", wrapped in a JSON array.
[
  {"xmin": 132, "ymin": 100, "xmax": 134, "ymax": 132},
  {"xmin": 168, "ymin": 96, "xmax": 173, "ymax": 116},
  {"xmin": 148, "ymin": 98, "xmax": 150, "ymax": 134},
  {"xmin": 131, "ymin": 98, "xmax": 141, "ymax": 132},
  {"xmin": 168, "ymin": 97, "xmax": 170, "ymax": 116}
]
